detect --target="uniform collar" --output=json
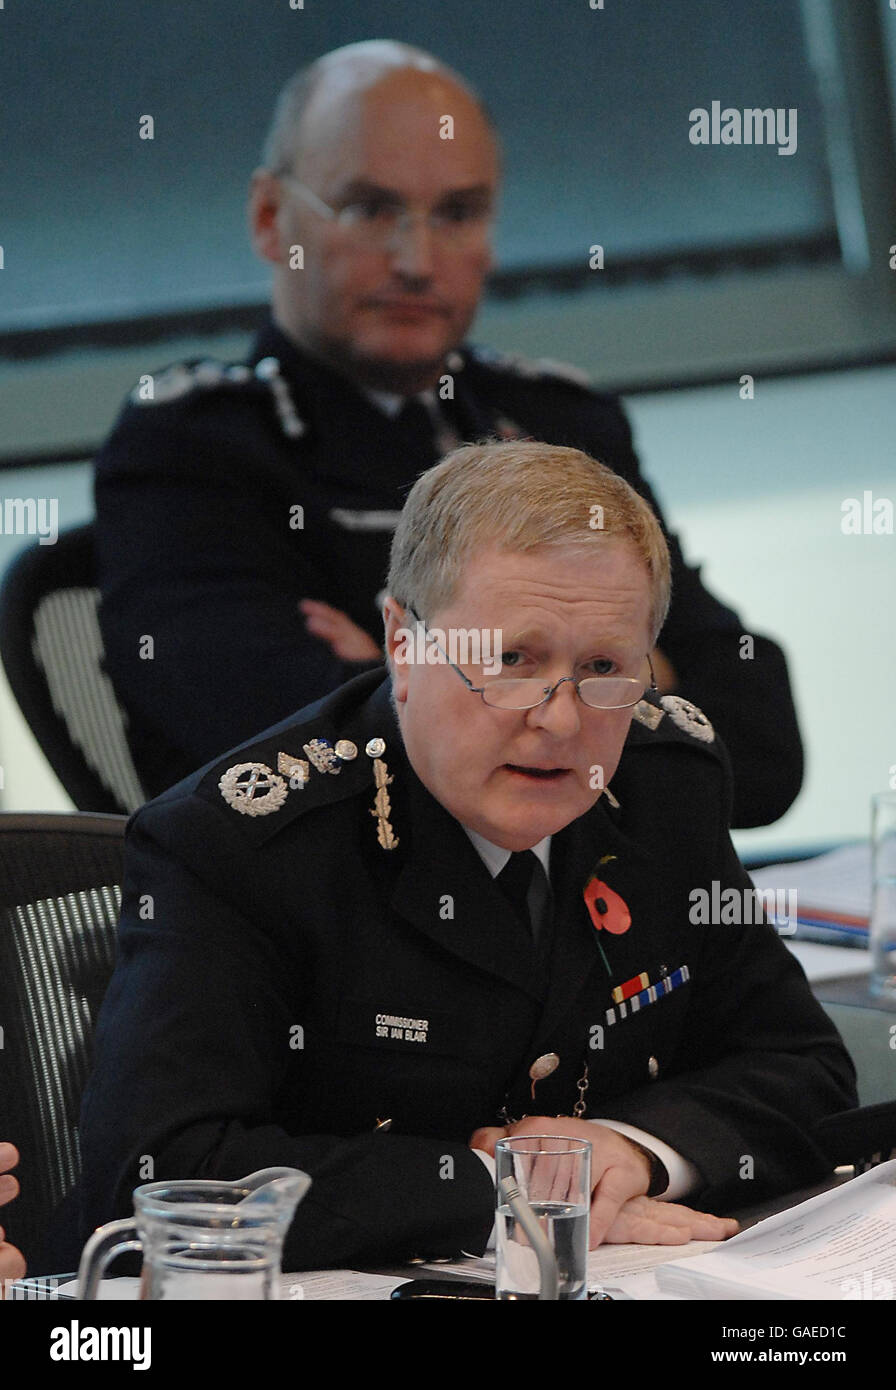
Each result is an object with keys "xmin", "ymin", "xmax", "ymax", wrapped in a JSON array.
[
  {"xmin": 250, "ymin": 319, "xmax": 448, "ymax": 414},
  {"xmin": 462, "ymin": 826, "xmax": 552, "ymax": 880},
  {"xmin": 249, "ymin": 320, "xmax": 370, "ymax": 406},
  {"xmin": 248, "ymin": 320, "xmax": 515, "ymax": 490}
]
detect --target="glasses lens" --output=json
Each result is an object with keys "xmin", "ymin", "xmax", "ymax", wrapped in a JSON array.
[
  {"xmin": 480, "ymin": 679, "xmax": 551, "ymax": 710},
  {"xmin": 341, "ymin": 205, "xmax": 490, "ymax": 247},
  {"xmin": 577, "ymin": 678, "xmax": 644, "ymax": 709},
  {"xmin": 339, "ymin": 203, "xmax": 401, "ymax": 234}
]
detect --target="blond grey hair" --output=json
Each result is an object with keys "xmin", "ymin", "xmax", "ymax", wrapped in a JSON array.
[{"xmin": 387, "ymin": 440, "xmax": 671, "ymax": 642}]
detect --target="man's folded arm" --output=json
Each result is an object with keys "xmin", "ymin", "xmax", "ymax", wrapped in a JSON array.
[
  {"xmin": 157, "ymin": 1122, "xmax": 495, "ymax": 1272},
  {"xmin": 591, "ymin": 834, "xmax": 857, "ymax": 1210},
  {"xmin": 95, "ymin": 430, "xmax": 382, "ymax": 790},
  {"xmin": 595, "ymin": 1040, "xmax": 855, "ymax": 1213}
]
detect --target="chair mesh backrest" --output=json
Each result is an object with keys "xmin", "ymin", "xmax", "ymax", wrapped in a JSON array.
[
  {"xmin": 0, "ymin": 817, "xmax": 125, "ymax": 1262},
  {"xmin": 31, "ymin": 586, "xmax": 145, "ymax": 813},
  {"xmin": 9, "ymin": 887, "xmax": 120, "ymax": 1199}
]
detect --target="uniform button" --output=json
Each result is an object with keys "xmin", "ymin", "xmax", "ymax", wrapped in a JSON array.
[{"xmin": 529, "ymin": 1053, "xmax": 560, "ymax": 1083}]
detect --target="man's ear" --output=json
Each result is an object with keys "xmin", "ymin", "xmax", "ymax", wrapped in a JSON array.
[
  {"xmin": 248, "ymin": 169, "xmax": 287, "ymax": 265},
  {"xmin": 383, "ymin": 597, "xmax": 410, "ymax": 704}
]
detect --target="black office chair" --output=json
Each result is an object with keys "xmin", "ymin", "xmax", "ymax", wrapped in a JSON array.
[
  {"xmin": 0, "ymin": 812, "xmax": 126, "ymax": 1267},
  {"xmin": 0, "ymin": 523, "xmax": 146, "ymax": 814}
]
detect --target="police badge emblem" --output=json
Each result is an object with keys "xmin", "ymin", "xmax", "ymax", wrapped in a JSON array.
[
  {"xmin": 219, "ymin": 763, "xmax": 288, "ymax": 816},
  {"xmin": 303, "ymin": 738, "xmax": 342, "ymax": 775},
  {"xmin": 659, "ymin": 695, "xmax": 715, "ymax": 743}
]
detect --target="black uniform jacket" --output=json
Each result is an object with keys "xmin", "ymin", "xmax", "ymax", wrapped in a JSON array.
[
  {"xmin": 94, "ymin": 321, "xmax": 802, "ymax": 826},
  {"xmin": 75, "ymin": 670, "xmax": 854, "ymax": 1272}
]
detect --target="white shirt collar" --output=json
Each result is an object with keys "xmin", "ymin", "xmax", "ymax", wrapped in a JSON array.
[
  {"xmin": 462, "ymin": 826, "xmax": 552, "ymax": 880},
  {"xmin": 362, "ymin": 387, "xmax": 437, "ymax": 419}
]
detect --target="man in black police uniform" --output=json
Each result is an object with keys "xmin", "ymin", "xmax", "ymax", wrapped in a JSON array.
[
  {"xmin": 94, "ymin": 40, "xmax": 802, "ymax": 827},
  {"xmin": 76, "ymin": 442, "xmax": 854, "ymax": 1271}
]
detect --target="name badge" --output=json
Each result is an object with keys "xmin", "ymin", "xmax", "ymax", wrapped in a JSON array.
[{"xmin": 336, "ymin": 997, "xmax": 488, "ymax": 1059}]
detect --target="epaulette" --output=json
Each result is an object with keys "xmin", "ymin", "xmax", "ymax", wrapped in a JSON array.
[
  {"xmin": 630, "ymin": 693, "xmax": 717, "ymax": 748},
  {"xmin": 128, "ymin": 354, "xmax": 305, "ymax": 438},
  {"xmin": 467, "ymin": 345, "xmax": 593, "ymax": 391},
  {"xmin": 199, "ymin": 705, "xmax": 399, "ymax": 850}
]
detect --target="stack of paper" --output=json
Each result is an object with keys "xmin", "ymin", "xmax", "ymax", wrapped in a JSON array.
[{"xmin": 750, "ymin": 843, "xmax": 870, "ymax": 947}]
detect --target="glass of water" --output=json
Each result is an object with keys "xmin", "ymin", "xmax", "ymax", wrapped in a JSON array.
[
  {"xmin": 495, "ymin": 1135, "xmax": 591, "ymax": 1300},
  {"xmin": 871, "ymin": 792, "xmax": 896, "ymax": 1005}
]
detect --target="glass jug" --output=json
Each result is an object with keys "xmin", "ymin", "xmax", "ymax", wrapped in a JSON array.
[{"xmin": 77, "ymin": 1167, "xmax": 310, "ymax": 1300}]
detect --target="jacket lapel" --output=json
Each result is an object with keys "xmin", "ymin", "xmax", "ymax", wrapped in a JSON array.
[
  {"xmin": 525, "ymin": 795, "xmax": 656, "ymax": 1056},
  {"xmin": 453, "ymin": 359, "xmax": 527, "ymax": 443}
]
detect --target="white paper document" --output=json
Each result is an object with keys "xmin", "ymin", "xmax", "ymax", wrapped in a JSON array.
[
  {"xmin": 654, "ymin": 1160, "xmax": 896, "ymax": 1300},
  {"xmin": 423, "ymin": 1238, "xmax": 726, "ymax": 1293},
  {"xmin": 750, "ymin": 843, "xmax": 870, "ymax": 929},
  {"xmin": 54, "ymin": 1270, "xmax": 409, "ymax": 1301},
  {"xmin": 751, "ymin": 844, "xmax": 871, "ymax": 919}
]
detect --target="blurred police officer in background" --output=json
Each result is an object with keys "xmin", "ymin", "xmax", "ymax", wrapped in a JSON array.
[{"xmin": 94, "ymin": 40, "xmax": 803, "ymax": 826}]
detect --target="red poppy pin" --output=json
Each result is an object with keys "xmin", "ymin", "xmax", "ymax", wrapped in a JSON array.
[
  {"xmin": 584, "ymin": 858, "xmax": 631, "ymax": 979},
  {"xmin": 583, "ymin": 877, "xmax": 631, "ymax": 936}
]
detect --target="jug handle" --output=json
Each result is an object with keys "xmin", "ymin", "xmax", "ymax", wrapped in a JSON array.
[{"xmin": 77, "ymin": 1219, "xmax": 142, "ymax": 1300}]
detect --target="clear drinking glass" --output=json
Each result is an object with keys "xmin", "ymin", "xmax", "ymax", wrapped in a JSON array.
[
  {"xmin": 871, "ymin": 792, "xmax": 896, "ymax": 1004},
  {"xmin": 77, "ymin": 1167, "xmax": 310, "ymax": 1300},
  {"xmin": 495, "ymin": 1135, "xmax": 591, "ymax": 1300}
]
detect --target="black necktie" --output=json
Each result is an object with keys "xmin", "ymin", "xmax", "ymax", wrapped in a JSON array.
[
  {"xmin": 397, "ymin": 397, "xmax": 438, "ymax": 460},
  {"xmin": 398, "ymin": 396, "xmax": 459, "ymax": 460},
  {"xmin": 496, "ymin": 850, "xmax": 544, "ymax": 940}
]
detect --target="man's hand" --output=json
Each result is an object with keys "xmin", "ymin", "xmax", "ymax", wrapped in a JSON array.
[
  {"xmin": 0, "ymin": 1143, "xmax": 26, "ymax": 1288},
  {"xmin": 300, "ymin": 599, "xmax": 383, "ymax": 662},
  {"xmin": 603, "ymin": 1194, "xmax": 737, "ymax": 1245},
  {"xmin": 470, "ymin": 1116, "xmax": 736, "ymax": 1249}
]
